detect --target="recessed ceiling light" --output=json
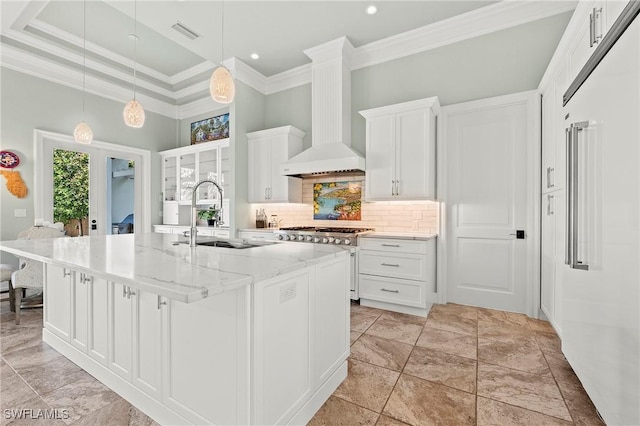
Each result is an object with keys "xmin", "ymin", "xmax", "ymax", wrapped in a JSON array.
[
  {"xmin": 366, "ymin": 5, "xmax": 377, "ymax": 15},
  {"xmin": 250, "ymin": 53, "xmax": 260, "ymax": 60}
]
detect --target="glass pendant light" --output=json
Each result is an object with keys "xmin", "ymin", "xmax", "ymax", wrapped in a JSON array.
[
  {"xmin": 123, "ymin": 0, "xmax": 145, "ymax": 127},
  {"xmin": 209, "ymin": 0, "xmax": 235, "ymax": 104},
  {"xmin": 74, "ymin": 0, "xmax": 93, "ymax": 144}
]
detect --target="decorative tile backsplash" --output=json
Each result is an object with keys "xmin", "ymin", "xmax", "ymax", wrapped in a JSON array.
[{"xmin": 251, "ymin": 176, "xmax": 439, "ymax": 234}]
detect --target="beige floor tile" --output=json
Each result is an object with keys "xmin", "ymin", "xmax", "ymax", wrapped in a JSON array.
[
  {"xmin": 1, "ymin": 396, "xmax": 66, "ymax": 426},
  {"xmin": 477, "ymin": 320, "xmax": 536, "ymax": 345},
  {"xmin": 383, "ymin": 374, "xmax": 475, "ymax": 426},
  {"xmin": 40, "ymin": 376, "xmax": 124, "ymax": 425},
  {"xmin": 534, "ymin": 330, "xmax": 563, "ymax": 354},
  {"xmin": 478, "ymin": 337, "xmax": 550, "ymax": 375},
  {"xmin": 15, "ymin": 356, "xmax": 93, "ymax": 396},
  {"xmin": 415, "ymin": 326, "xmax": 477, "ymax": 360},
  {"xmin": 477, "ymin": 396, "xmax": 573, "ymax": 425},
  {"xmin": 350, "ymin": 331, "xmax": 363, "ymax": 345},
  {"xmin": 333, "ymin": 359, "xmax": 399, "ymax": 413},
  {"xmin": 375, "ymin": 415, "xmax": 410, "ymax": 426},
  {"xmin": 351, "ymin": 304, "xmax": 385, "ymax": 318},
  {"xmin": 378, "ymin": 311, "xmax": 427, "ymax": 326},
  {"xmin": 425, "ymin": 311, "xmax": 477, "ymax": 336},
  {"xmin": 366, "ymin": 318, "xmax": 423, "ymax": 345},
  {"xmin": 403, "ymin": 346, "xmax": 477, "ymax": 393},
  {"xmin": 2, "ymin": 342, "xmax": 63, "ymax": 370},
  {"xmin": 431, "ymin": 303, "xmax": 478, "ymax": 321},
  {"xmin": 350, "ymin": 334, "xmax": 413, "ymax": 372},
  {"xmin": 477, "ymin": 363, "xmax": 571, "ymax": 421},
  {"xmin": 308, "ymin": 396, "xmax": 379, "ymax": 426},
  {"xmin": 527, "ymin": 317, "xmax": 556, "ymax": 333},
  {"xmin": 67, "ymin": 398, "xmax": 159, "ymax": 426},
  {"xmin": 351, "ymin": 312, "xmax": 379, "ymax": 333},
  {"xmin": 1, "ymin": 327, "xmax": 43, "ymax": 356},
  {"xmin": 0, "ymin": 363, "xmax": 39, "ymax": 409}
]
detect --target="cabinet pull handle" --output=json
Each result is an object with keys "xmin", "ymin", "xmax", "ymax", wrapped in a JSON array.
[
  {"xmin": 265, "ymin": 187, "xmax": 268, "ymax": 200},
  {"xmin": 81, "ymin": 274, "xmax": 92, "ymax": 284},
  {"xmin": 566, "ymin": 121, "xmax": 590, "ymax": 271},
  {"xmin": 548, "ymin": 194, "xmax": 554, "ymax": 215},
  {"xmin": 546, "ymin": 167, "xmax": 555, "ymax": 188},
  {"xmin": 381, "ymin": 244, "xmax": 400, "ymax": 247},
  {"xmin": 391, "ymin": 180, "xmax": 395, "ymax": 196},
  {"xmin": 123, "ymin": 285, "xmax": 127, "ymax": 298},
  {"xmin": 395, "ymin": 180, "xmax": 400, "ymax": 196},
  {"xmin": 63, "ymin": 269, "xmax": 71, "ymax": 277},
  {"xmin": 381, "ymin": 288, "xmax": 399, "ymax": 293},
  {"xmin": 157, "ymin": 295, "xmax": 167, "ymax": 310},
  {"xmin": 381, "ymin": 263, "xmax": 400, "ymax": 267},
  {"xmin": 125, "ymin": 287, "xmax": 136, "ymax": 299}
]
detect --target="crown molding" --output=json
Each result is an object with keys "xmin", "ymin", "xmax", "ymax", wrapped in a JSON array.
[
  {"xmin": 350, "ymin": 0, "xmax": 577, "ymax": 70},
  {"xmin": 225, "ymin": 57, "xmax": 268, "ymax": 94},
  {"xmin": 177, "ymin": 97, "xmax": 227, "ymax": 120},
  {"xmin": 303, "ymin": 36, "xmax": 355, "ymax": 68},
  {"xmin": 264, "ymin": 63, "xmax": 312, "ymax": 95}
]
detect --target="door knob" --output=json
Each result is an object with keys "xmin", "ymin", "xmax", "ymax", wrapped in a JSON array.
[{"xmin": 509, "ymin": 230, "xmax": 525, "ymax": 239}]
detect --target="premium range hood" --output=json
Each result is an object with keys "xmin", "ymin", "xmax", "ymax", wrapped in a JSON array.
[{"xmin": 280, "ymin": 37, "xmax": 365, "ymax": 177}]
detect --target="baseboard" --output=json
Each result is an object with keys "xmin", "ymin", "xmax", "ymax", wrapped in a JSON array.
[{"xmin": 360, "ymin": 298, "xmax": 431, "ymax": 317}]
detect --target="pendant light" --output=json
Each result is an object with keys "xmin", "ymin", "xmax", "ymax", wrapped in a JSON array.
[
  {"xmin": 209, "ymin": 0, "xmax": 235, "ymax": 104},
  {"xmin": 123, "ymin": 0, "xmax": 145, "ymax": 128},
  {"xmin": 74, "ymin": 0, "xmax": 93, "ymax": 144}
]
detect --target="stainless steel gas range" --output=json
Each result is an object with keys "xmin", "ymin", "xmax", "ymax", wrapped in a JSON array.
[{"xmin": 273, "ymin": 227, "xmax": 373, "ymax": 299}]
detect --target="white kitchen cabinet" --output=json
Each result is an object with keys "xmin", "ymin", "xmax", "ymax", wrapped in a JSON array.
[
  {"xmin": 88, "ymin": 276, "xmax": 109, "ymax": 365},
  {"xmin": 44, "ymin": 264, "xmax": 72, "ymax": 342},
  {"xmin": 160, "ymin": 139, "xmax": 230, "ymax": 225},
  {"xmin": 542, "ymin": 61, "xmax": 570, "ymax": 193},
  {"xmin": 237, "ymin": 230, "xmax": 277, "ymax": 242},
  {"xmin": 109, "ymin": 282, "xmax": 134, "ymax": 380},
  {"xmin": 133, "ymin": 290, "xmax": 163, "ymax": 400},
  {"xmin": 540, "ymin": 191, "xmax": 565, "ymax": 335},
  {"xmin": 70, "ymin": 272, "xmax": 90, "ymax": 352},
  {"xmin": 360, "ymin": 97, "xmax": 439, "ymax": 201},
  {"xmin": 358, "ymin": 237, "xmax": 436, "ymax": 316},
  {"xmin": 247, "ymin": 126, "xmax": 304, "ymax": 203}
]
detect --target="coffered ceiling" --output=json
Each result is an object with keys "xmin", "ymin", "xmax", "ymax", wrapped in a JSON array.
[{"xmin": 1, "ymin": 1, "xmax": 576, "ymax": 119}]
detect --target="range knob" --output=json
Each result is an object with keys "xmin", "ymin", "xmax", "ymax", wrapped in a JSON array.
[
  {"xmin": 343, "ymin": 238, "xmax": 352, "ymax": 245},
  {"xmin": 322, "ymin": 237, "xmax": 328, "ymax": 244},
  {"xmin": 334, "ymin": 238, "xmax": 342, "ymax": 244},
  {"xmin": 297, "ymin": 235, "xmax": 305, "ymax": 241},
  {"xmin": 305, "ymin": 235, "xmax": 313, "ymax": 242},
  {"xmin": 313, "ymin": 237, "xmax": 321, "ymax": 243},
  {"xmin": 328, "ymin": 237, "xmax": 335, "ymax": 243},
  {"xmin": 276, "ymin": 234, "xmax": 285, "ymax": 241}
]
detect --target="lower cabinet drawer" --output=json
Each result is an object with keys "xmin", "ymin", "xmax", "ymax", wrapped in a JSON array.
[
  {"xmin": 359, "ymin": 251, "xmax": 427, "ymax": 281},
  {"xmin": 358, "ymin": 275, "xmax": 426, "ymax": 308}
]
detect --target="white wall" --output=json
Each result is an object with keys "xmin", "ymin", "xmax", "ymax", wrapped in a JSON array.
[{"xmin": 0, "ymin": 67, "xmax": 177, "ymax": 263}]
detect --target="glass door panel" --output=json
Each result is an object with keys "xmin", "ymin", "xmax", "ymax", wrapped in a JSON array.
[
  {"xmin": 163, "ymin": 156, "xmax": 177, "ymax": 201},
  {"xmin": 53, "ymin": 148, "xmax": 90, "ymax": 237},
  {"xmin": 179, "ymin": 153, "xmax": 196, "ymax": 202},
  {"xmin": 197, "ymin": 148, "xmax": 218, "ymax": 203},
  {"xmin": 108, "ymin": 157, "xmax": 135, "ymax": 235},
  {"xmin": 220, "ymin": 145, "xmax": 231, "ymax": 196}
]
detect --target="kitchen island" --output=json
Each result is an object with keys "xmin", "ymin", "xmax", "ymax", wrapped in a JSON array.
[{"xmin": 0, "ymin": 233, "xmax": 351, "ymax": 425}]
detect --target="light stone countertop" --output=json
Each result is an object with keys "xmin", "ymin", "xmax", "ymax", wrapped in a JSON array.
[
  {"xmin": 362, "ymin": 232, "xmax": 438, "ymax": 241},
  {"xmin": 0, "ymin": 233, "xmax": 350, "ymax": 303}
]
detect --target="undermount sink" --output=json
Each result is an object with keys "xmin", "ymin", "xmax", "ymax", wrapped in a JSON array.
[{"xmin": 176, "ymin": 239, "xmax": 276, "ymax": 249}]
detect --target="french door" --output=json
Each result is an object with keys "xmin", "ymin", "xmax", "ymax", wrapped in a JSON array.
[{"xmin": 34, "ymin": 130, "xmax": 151, "ymax": 236}]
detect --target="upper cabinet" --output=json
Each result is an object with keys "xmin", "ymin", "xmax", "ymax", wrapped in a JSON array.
[
  {"xmin": 569, "ymin": 0, "xmax": 628, "ymax": 80},
  {"xmin": 360, "ymin": 97, "xmax": 440, "ymax": 201},
  {"xmin": 247, "ymin": 126, "xmax": 305, "ymax": 204}
]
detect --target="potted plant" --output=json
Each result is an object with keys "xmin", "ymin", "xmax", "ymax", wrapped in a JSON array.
[{"xmin": 197, "ymin": 206, "xmax": 219, "ymax": 226}]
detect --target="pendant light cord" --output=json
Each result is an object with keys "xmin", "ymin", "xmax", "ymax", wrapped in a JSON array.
[
  {"xmin": 133, "ymin": 0, "xmax": 138, "ymax": 100},
  {"xmin": 82, "ymin": 0, "xmax": 87, "ymax": 118},
  {"xmin": 220, "ymin": 0, "xmax": 225, "ymax": 67}
]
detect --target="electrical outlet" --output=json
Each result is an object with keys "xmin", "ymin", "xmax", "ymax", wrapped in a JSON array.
[
  {"xmin": 279, "ymin": 283, "xmax": 297, "ymax": 303},
  {"xmin": 14, "ymin": 209, "xmax": 27, "ymax": 218}
]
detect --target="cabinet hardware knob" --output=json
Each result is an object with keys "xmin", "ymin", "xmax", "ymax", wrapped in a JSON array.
[{"xmin": 157, "ymin": 295, "xmax": 167, "ymax": 309}]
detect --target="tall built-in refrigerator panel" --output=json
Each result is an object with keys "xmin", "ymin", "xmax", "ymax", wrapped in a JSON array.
[{"xmin": 561, "ymin": 8, "xmax": 639, "ymax": 426}]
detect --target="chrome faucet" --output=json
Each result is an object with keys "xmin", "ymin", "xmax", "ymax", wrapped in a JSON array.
[{"xmin": 190, "ymin": 179, "xmax": 224, "ymax": 247}]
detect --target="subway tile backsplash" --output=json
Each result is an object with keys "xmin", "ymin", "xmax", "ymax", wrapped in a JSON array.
[{"xmin": 250, "ymin": 176, "xmax": 439, "ymax": 234}]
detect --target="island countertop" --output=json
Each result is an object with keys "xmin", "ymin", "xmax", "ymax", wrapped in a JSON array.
[{"xmin": 0, "ymin": 233, "xmax": 350, "ymax": 303}]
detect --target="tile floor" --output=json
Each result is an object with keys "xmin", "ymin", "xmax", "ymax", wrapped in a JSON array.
[
  {"xmin": 0, "ymin": 297, "xmax": 603, "ymax": 426},
  {"xmin": 309, "ymin": 302, "xmax": 605, "ymax": 426}
]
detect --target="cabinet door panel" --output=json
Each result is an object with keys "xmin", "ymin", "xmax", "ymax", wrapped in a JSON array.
[
  {"xmin": 89, "ymin": 278, "xmax": 108, "ymax": 365},
  {"xmin": 44, "ymin": 264, "xmax": 71, "ymax": 341},
  {"xmin": 179, "ymin": 153, "xmax": 196, "ymax": 202},
  {"xmin": 109, "ymin": 282, "xmax": 133, "ymax": 379},
  {"xmin": 365, "ymin": 115, "xmax": 395, "ymax": 200},
  {"xmin": 71, "ymin": 274, "xmax": 89, "ymax": 351},
  {"xmin": 541, "ymin": 194, "xmax": 556, "ymax": 320},
  {"xmin": 396, "ymin": 109, "xmax": 433, "ymax": 199},
  {"xmin": 133, "ymin": 290, "xmax": 162, "ymax": 398},
  {"xmin": 248, "ymin": 138, "xmax": 269, "ymax": 203}
]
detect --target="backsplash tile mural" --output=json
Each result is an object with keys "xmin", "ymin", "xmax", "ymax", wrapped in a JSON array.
[
  {"xmin": 251, "ymin": 176, "xmax": 438, "ymax": 234},
  {"xmin": 313, "ymin": 181, "xmax": 362, "ymax": 220}
]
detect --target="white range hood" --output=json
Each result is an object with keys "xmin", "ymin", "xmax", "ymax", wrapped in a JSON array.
[{"xmin": 280, "ymin": 37, "xmax": 365, "ymax": 177}]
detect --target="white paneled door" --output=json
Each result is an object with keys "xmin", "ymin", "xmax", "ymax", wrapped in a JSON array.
[{"xmin": 443, "ymin": 92, "xmax": 537, "ymax": 314}]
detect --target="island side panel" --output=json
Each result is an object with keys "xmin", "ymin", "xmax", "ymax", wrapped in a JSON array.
[{"xmin": 163, "ymin": 285, "xmax": 251, "ymax": 426}]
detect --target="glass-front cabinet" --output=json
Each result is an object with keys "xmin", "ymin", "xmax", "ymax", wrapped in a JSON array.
[{"xmin": 160, "ymin": 139, "xmax": 230, "ymax": 207}]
